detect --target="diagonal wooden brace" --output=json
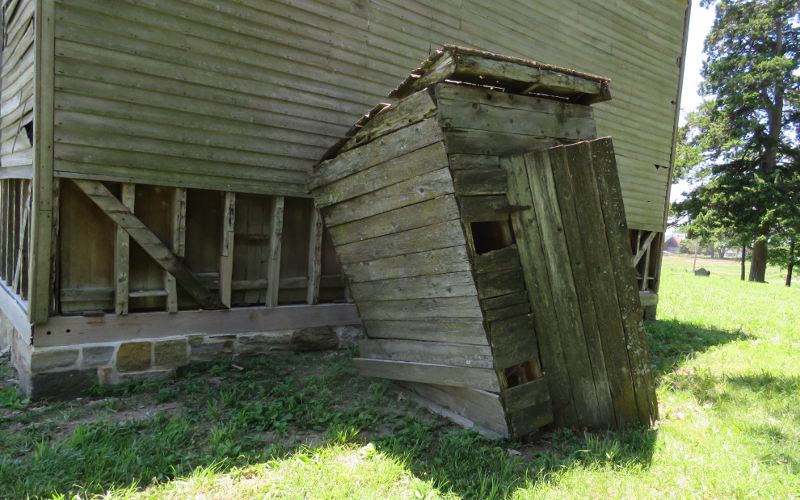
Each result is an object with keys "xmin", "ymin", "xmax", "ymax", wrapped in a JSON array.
[
  {"xmin": 71, "ymin": 179, "xmax": 224, "ymax": 310},
  {"xmin": 632, "ymin": 231, "xmax": 657, "ymax": 267}
]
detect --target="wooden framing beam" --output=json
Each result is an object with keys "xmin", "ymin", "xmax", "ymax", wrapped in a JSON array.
[
  {"xmin": 632, "ymin": 231, "xmax": 657, "ymax": 266},
  {"xmin": 266, "ymin": 196, "xmax": 284, "ymax": 307},
  {"xmin": 219, "ymin": 191, "xmax": 236, "ymax": 308},
  {"xmin": 114, "ymin": 184, "xmax": 135, "ymax": 315},
  {"xmin": 29, "ymin": 0, "xmax": 56, "ymax": 323},
  {"xmin": 72, "ymin": 179, "xmax": 224, "ymax": 310},
  {"xmin": 12, "ymin": 183, "xmax": 31, "ymax": 295},
  {"xmin": 49, "ymin": 180, "xmax": 61, "ymax": 314},
  {"xmin": 33, "ymin": 303, "xmax": 360, "ymax": 348},
  {"xmin": 165, "ymin": 187, "xmax": 187, "ymax": 312},
  {"xmin": 306, "ymin": 207, "xmax": 323, "ymax": 305},
  {"xmin": 0, "ymin": 181, "xmax": 8, "ymax": 282}
]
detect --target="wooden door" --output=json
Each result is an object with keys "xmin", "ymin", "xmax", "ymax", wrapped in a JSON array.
[{"xmin": 504, "ymin": 138, "xmax": 657, "ymax": 429}]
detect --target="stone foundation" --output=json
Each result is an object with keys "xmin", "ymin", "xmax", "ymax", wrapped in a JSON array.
[{"xmin": 3, "ymin": 312, "xmax": 361, "ymax": 399}]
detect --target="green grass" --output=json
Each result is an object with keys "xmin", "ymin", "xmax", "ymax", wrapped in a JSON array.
[{"xmin": 1, "ymin": 254, "xmax": 798, "ymax": 498}]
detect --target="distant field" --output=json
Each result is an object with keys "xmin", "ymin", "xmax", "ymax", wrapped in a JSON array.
[
  {"xmin": 1, "ymin": 253, "xmax": 798, "ymax": 498},
  {"xmin": 662, "ymin": 253, "xmax": 792, "ymax": 285}
]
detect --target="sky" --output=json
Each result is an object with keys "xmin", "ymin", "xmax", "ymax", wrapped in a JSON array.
[{"xmin": 670, "ymin": 0, "xmax": 716, "ymax": 203}]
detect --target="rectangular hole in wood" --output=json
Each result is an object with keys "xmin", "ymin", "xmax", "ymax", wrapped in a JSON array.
[
  {"xmin": 471, "ymin": 219, "xmax": 514, "ymax": 255},
  {"xmin": 504, "ymin": 358, "xmax": 543, "ymax": 388}
]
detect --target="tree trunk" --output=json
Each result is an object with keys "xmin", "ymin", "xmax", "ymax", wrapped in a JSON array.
[
  {"xmin": 749, "ymin": 238, "xmax": 768, "ymax": 282},
  {"xmin": 740, "ymin": 245, "xmax": 746, "ymax": 281},
  {"xmin": 787, "ymin": 237, "xmax": 795, "ymax": 287},
  {"xmin": 693, "ymin": 241, "xmax": 699, "ymax": 271}
]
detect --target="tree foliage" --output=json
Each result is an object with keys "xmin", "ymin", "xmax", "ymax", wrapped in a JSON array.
[{"xmin": 675, "ymin": 0, "xmax": 799, "ymax": 283}]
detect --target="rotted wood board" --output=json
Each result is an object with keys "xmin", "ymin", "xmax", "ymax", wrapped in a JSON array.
[{"xmin": 504, "ymin": 138, "xmax": 657, "ymax": 429}]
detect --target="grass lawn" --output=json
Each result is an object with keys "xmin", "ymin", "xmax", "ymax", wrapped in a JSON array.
[{"xmin": 1, "ymin": 254, "xmax": 798, "ymax": 498}]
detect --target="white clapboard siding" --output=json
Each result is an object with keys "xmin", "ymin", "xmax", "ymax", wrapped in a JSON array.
[
  {"xmin": 47, "ymin": 0, "xmax": 687, "ymax": 231},
  {"xmin": 1, "ymin": 0, "xmax": 35, "ymax": 176}
]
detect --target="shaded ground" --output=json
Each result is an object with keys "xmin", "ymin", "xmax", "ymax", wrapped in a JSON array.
[{"xmin": 0, "ymin": 255, "xmax": 798, "ymax": 498}]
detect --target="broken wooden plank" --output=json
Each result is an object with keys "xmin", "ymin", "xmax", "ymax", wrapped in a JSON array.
[
  {"xmin": 459, "ymin": 195, "xmax": 510, "ymax": 222},
  {"xmin": 72, "ymin": 179, "xmax": 223, "ymax": 310},
  {"xmin": 401, "ymin": 382, "xmax": 509, "ymax": 437},
  {"xmin": 339, "ymin": 89, "xmax": 437, "ymax": 152}
]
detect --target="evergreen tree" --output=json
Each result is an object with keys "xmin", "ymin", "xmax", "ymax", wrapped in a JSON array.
[{"xmin": 675, "ymin": 0, "xmax": 799, "ymax": 282}]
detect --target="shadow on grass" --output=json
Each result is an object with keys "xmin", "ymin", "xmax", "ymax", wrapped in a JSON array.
[
  {"xmin": 0, "ymin": 351, "xmax": 662, "ymax": 499},
  {"xmin": 645, "ymin": 318, "xmax": 751, "ymax": 381},
  {"xmin": 0, "ymin": 318, "xmax": 750, "ymax": 499}
]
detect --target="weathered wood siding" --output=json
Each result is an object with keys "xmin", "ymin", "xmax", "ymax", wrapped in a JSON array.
[
  {"xmin": 50, "ymin": 0, "xmax": 687, "ymax": 231},
  {"xmin": 1, "ymin": 0, "xmax": 35, "ymax": 177}
]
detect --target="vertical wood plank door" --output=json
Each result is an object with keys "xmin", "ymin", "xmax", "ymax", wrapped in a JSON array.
[{"xmin": 503, "ymin": 138, "xmax": 657, "ymax": 429}]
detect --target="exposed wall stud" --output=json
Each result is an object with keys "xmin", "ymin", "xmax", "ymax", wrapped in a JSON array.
[
  {"xmin": 165, "ymin": 188, "xmax": 187, "ymax": 312},
  {"xmin": 114, "ymin": 183, "xmax": 135, "ymax": 315},
  {"xmin": 219, "ymin": 191, "xmax": 236, "ymax": 308},
  {"xmin": 266, "ymin": 196, "xmax": 285, "ymax": 307},
  {"xmin": 306, "ymin": 207, "xmax": 323, "ymax": 305}
]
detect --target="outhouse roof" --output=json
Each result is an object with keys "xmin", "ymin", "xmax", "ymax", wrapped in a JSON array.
[{"xmin": 390, "ymin": 45, "xmax": 611, "ymax": 103}]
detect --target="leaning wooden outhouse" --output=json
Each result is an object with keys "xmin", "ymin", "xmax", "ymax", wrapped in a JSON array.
[{"xmin": 311, "ymin": 47, "xmax": 657, "ymax": 437}]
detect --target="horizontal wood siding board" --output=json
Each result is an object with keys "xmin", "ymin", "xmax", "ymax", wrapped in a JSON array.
[
  {"xmin": 335, "ymin": 219, "xmax": 465, "ymax": 265},
  {"xmin": 349, "ymin": 271, "xmax": 477, "ymax": 302},
  {"xmin": 501, "ymin": 377, "xmax": 551, "ymax": 413},
  {"xmin": 444, "ymin": 129, "xmax": 559, "ymax": 156},
  {"xmin": 358, "ymin": 296, "xmax": 483, "ymax": 321},
  {"xmin": 354, "ymin": 358, "xmax": 501, "ymax": 392},
  {"xmin": 363, "ymin": 319, "xmax": 488, "ymax": 345},
  {"xmin": 329, "ymin": 195, "xmax": 460, "ymax": 246},
  {"xmin": 314, "ymin": 141, "xmax": 449, "ymax": 208},
  {"xmin": 311, "ymin": 119, "xmax": 443, "ymax": 189},
  {"xmin": 458, "ymin": 195, "xmax": 510, "ymax": 222},
  {"xmin": 507, "ymin": 400, "xmax": 554, "ymax": 437},
  {"xmin": 359, "ymin": 338, "xmax": 494, "ymax": 368},
  {"xmin": 44, "ymin": 0, "xmax": 683, "ymax": 226},
  {"xmin": 322, "ymin": 167, "xmax": 455, "ymax": 227},
  {"xmin": 473, "ymin": 246, "xmax": 522, "ymax": 274},
  {"xmin": 344, "ymin": 245, "xmax": 472, "ymax": 283},
  {"xmin": 488, "ymin": 314, "xmax": 539, "ymax": 369}
]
